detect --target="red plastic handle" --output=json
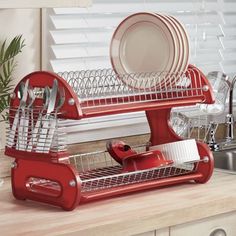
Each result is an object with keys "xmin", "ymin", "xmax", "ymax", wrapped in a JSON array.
[
  {"xmin": 106, "ymin": 140, "xmax": 137, "ymax": 164},
  {"xmin": 11, "ymin": 159, "xmax": 81, "ymax": 210}
]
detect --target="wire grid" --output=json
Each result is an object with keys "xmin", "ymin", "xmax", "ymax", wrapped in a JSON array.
[
  {"xmin": 6, "ymin": 107, "xmax": 67, "ymax": 153},
  {"xmin": 58, "ymin": 68, "xmax": 204, "ymax": 108},
  {"xmin": 186, "ymin": 116, "xmax": 212, "ymax": 142},
  {"xmin": 69, "ymin": 144, "xmax": 146, "ymax": 173},
  {"xmin": 69, "ymin": 147, "xmax": 199, "ymax": 193},
  {"xmin": 81, "ymin": 164, "xmax": 197, "ymax": 193},
  {"xmin": 170, "ymin": 108, "xmax": 213, "ymax": 142}
]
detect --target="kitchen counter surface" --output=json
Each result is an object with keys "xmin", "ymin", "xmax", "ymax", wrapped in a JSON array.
[{"xmin": 0, "ymin": 170, "xmax": 236, "ymax": 236}]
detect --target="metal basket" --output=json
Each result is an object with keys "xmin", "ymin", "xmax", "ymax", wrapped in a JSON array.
[{"xmin": 6, "ymin": 107, "xmax": 66, "ymax": 154}]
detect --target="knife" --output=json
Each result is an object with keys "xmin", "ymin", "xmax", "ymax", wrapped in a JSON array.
[{"xmin": 36, "ymin": 79, "xmax": 58, "ymax": 153}]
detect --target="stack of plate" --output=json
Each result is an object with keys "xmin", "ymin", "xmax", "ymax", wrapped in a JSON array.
[{"xmin": 110, "ymin": 12, "xmax": 190, "ymax": 89}]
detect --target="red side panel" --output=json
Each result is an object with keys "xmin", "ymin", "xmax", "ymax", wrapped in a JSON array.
[
  {"xmin": 10, "ymin": 71, "xmax": 82, "ymax": 119},
  {"xmin": 11, "ymin": 159, "xmax": 81, "ymax": 210}
]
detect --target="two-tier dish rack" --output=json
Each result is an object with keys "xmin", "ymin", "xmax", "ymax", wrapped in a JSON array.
[{"xmin": 5, "ymin": 64, "xmax": 214, "ymax": 210}]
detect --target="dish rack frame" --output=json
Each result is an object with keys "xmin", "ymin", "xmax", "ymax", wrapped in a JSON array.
[{"xmin": 5, "ymin": 65, "xmax": 215, "ymax": 210}]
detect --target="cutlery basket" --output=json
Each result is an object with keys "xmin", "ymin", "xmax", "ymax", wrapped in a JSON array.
[{"xmin": 5, "ymin": 65, "xmax": 215, "ymax": 210}]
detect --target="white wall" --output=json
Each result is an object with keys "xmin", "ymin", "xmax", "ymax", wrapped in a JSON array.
[{"xmin": 0, "ymin": 9, "xmax": 41, "ymax": 148}]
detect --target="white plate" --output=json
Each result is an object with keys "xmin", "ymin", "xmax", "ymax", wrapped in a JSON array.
[
  {"xmin": 169, "ymin": 15, "xmax": 189, "ymax": 73},
  {"xmin": 155, "ymin": 13, "xmax": 182, "ymax": 87},
  {"xmin": 155, "ymin": 13, "xmax": 180, "ymax": 72},
  {"xmin": 165, "ymin": 15, "xmax": 183, "ymax": 73},
  {"xmin": 110, "ymin": 12, "xmax": 176, "ymax": 89}
]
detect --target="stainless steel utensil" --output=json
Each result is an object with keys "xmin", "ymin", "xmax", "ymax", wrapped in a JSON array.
[
  {"xmin": 27, "ymin": 86, "xmax": 50, "ymax": 151},
  {"xmin": 17, "ymin": 83, "xmax": 36, "ymax": 150},
  {"xmin": 7, "ymin": 80, "xmax": 29, "ymax": 149},
  {"xmin": 46, "ymin": 87, "xmax": 65, "ymax": 152},
  {"xmin": 21, "ymin": 86, "xmax": 35, "ymax": 150},
  {"xmin": 36, "ymin": 79, "xmax": 58, "ymax": 153},
  {"xmin": 7, "ymin": 82, "xmax": 24, "ymax": 148}
]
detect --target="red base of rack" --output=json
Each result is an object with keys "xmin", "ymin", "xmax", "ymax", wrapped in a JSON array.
[
  {"xmin": 11, "ymin": 159, "xmax": 81, "ymax": 211},
  {"xmin": 6, "ymin": 65, "xmax": 215, "ymax": 210},
  {"xmin": 10, "ymin": 142, "xmax": 213, "ymax": 211}
]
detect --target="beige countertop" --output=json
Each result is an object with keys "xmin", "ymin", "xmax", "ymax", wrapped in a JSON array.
[{"xmin": 0, "ymin": 170, "xmax": 236, "ymax": 236}]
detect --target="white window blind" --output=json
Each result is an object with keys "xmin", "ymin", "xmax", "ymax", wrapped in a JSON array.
[
  {"xmin": 42, "ymin": 0, "xmax": 236, "ymax": 143},
  {"xmin": 43, "ymin": 0, "xmax": 236, "ymax": 75}
]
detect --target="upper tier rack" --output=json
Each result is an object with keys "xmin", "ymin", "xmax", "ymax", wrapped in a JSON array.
[
  {"xmin": 9, "ymin": 65, "xmax": 214, "ymax": 121},
  {"xmin": 57, "ymin": 65, "xmax": 214, "ymax": 118}
]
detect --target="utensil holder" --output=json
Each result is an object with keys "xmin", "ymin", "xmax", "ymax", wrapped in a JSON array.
[{"xmin": 5, "ymin": 65, "xmax": 215, "ymax": 210}]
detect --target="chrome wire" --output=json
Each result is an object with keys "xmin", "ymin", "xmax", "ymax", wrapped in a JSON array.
[
  {"xmin": 59, "ymin": 68, "xmax": 204, "ymax": 109},
  {"xmin": 6, "ymin": 107, "xmax": 67, "ymax": 153},
  {"xmin": 68, "ymin": 146, "xmax": 201, "ymax": 193}
]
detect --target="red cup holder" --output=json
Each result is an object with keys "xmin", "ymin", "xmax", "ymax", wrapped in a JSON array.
[{"xmin": 106, "ymin": 140, "xmax": 137, "ymax": 164}]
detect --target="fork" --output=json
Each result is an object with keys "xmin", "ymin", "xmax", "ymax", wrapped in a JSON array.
[
  {"xmin": 44, "ymin": 87, "xmax": 65, "ymax": 153},
  {"xmin": 27, "ymin": 86, "xmax": 50, "ymax": 151},
  {"xmin": 22, "ymin": 87, "xmax": 35, "ymax": 150},
  {"xmin": 35, "ymin": 79, "xmax": 58, "ymax": 153}
]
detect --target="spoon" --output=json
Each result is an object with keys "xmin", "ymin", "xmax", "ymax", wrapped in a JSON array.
[
  {"xmin": 7, "ymin": 80, "xmax": 29, "ymax": 148},
  {"xmin": 17, "ymin": 84, "xmax": 36, "ymax": 150}
]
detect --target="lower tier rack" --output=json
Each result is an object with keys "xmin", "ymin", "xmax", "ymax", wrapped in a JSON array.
[
  {"xmin": 69, "ymin": 149, "xmax": 197, "ymax": 193},
  {"xmin": 10, "ymin": 143, "xmax": 214, "ymax": 210}
]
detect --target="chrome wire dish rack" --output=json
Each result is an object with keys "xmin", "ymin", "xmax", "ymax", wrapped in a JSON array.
[
  {"xmin": 5, "ymin": 67, "xmax": 215, "ymax": 210},
  {"xmin": 58, "ymin": 68, "xmax": 208, "ymax": 111},
  {"xmin": 69, "ymin": 147, "xmax": 199, "ymax": 193},
  {"xmin": 58, "ymin": 68, "xmax": 214, "ymax": 144},
  {"xmin": 25, "ymin": 147, "xmax": 201, "ymax": 194}
]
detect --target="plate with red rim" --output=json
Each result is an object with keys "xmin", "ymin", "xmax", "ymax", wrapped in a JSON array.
[
  {"xmin": 155, "ymin": 13, "xmax": 183, "ymax": 88},
  {"xmin": 110, "ymin": 12, "xmax": 177, "ymax": 90},
  {"xmin": 155, "ymin": 13, "xmax": 180, "ymax": 77},
  {"xmin": 110, "ymin": 12, "xmax": 190, "ymax": 90},
  {"xmin": 157, "ymin": 13, "xmax": 190, "ymax": 88},
  {"xmin": 169, "ymin": 15, "xmax": 189, "ymax": 74}
]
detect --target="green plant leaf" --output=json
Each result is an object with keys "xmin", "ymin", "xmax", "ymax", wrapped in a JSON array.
[
  {"xmin": 0, "ymin": 35, "xmax": 25, "ymax": 121},
  {"xmin": 0, "ymin": 35, "xmax": 25, "ymax": 67},
  {"xmin": 0, "ymin": 40, "xmax": 6, "ymax": 62}
]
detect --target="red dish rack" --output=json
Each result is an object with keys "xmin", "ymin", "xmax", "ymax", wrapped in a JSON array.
[{"xmin": 5, "ymin": 64, "xmax": 215, "ymax": 211}]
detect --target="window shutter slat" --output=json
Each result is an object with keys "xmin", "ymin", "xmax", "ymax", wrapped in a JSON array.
[
  {"xmin": 43, "ymin": 0, "xmax": 236, "ymax": 143},
  {"xmin": 46, "ymin": 0, "xmax": 236, "ymax": 75}
]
